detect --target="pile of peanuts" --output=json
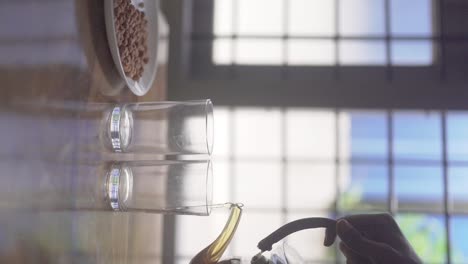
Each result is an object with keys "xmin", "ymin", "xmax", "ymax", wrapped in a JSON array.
[{"xmin": 114, "ymin": 0, "xmax": 149, "ymax": 81}]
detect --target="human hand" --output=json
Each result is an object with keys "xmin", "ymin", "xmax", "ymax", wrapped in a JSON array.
[{"xmin": 324, "ymin": 214, "xmax": 422, "ymax": 264}]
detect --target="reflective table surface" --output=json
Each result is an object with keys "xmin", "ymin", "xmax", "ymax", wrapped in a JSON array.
[{"xmin": 0, "ymin": 1, "xmax": 167, "ymax": 263}]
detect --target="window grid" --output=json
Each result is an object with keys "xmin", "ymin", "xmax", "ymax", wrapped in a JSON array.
[
  {"xmin": 229, "ymin": 0, "xmax": 237, "ymax": 75},
  {"xmin": 281, "ymin": 0, "xmax": 289, "ymax": 78},
  {"xmin": 384, "ymin": 0, "xmax": 392, "ymax": 80},
  {"xmin": 199, "ymin": 0, "xmax": 436, "ymax": 69},
  {"xmin": 174, "ymin": 108, "xmax": 468, "ymax": 264},
  {"xmin": 334, "ymin": 0, "xmax": 340, "ymax": 79},
  {"xmin": 172, "ymin": 0, "xmax": 468, "ymax": 262},
  {"xmin": 281, "ymin": 109, "xmax": 288, "ymax": 224},
  {"xmin": 228, "ymin": 106, "xmax": 237, "ymax": 255},
  {"xmin": 174, "ymin": 0, "xmax": 468, "ymax": 111},
  {"xmin": 442, "ymin": 111, "xmax": 452, "ymax": 264},
  {"xmin": 438, "ymin": 0, "xmax": 446, "ymax": 79},
  {"xmin": 387, "ymin": 111, "xmax": 397, "ymax": 214},
  {"xmin": 333, "ymin": 109, "xmax": 340, "ymax": 264}
]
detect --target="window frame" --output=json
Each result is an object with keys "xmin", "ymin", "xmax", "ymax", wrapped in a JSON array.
[
  {"xmin": 164, "ymin": 0, "xmax": 468, "ymax": 110},
  {"xmin": 160, "ymin": 1, "xmax": 467, "ymax": 263}
]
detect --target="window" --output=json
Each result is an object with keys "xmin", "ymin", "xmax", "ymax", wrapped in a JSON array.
[
  {"xmin": 161, "ymin": 0, "xmax": 468, "ymax": 263},
  {"xmin": 173, "ymin": 107, "xmax": 468, "ymax": 263},
  {"xmin": 211, "ymin": 0, "xmax": 434, "ymax": 66},
  {"xmin": 167, "ymin": 0, "xmax": 468, "ymax": 109}
]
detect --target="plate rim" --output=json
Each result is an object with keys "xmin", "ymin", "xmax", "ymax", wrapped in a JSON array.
[{"xmin": 104, "ymin": 0, "xmax": 159, "ymax": 96}]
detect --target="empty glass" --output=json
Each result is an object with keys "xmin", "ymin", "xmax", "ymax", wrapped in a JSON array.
[
  {"xmin": 108, "ymin": 160, "xmax": 213, "ymax": 215},
  {"xmin": 9, "ymin": 99, "xmax": 213, "ymax": 157},
  {"xmin": 0, "ymin": 159, "xmax": 213, "ymax": 215},
  {"xmin": 100, "ymin": 100, "xmax": 213, "ymax": 154}
]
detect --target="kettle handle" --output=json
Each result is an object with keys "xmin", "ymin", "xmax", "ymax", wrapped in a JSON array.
[{"xmin": 257, "ymin": 217, "xmax": 337, "ymax": 252}]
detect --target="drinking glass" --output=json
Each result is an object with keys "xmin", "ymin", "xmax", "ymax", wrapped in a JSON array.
[
  {"xmin": 107, "ymin": 160, "xmax": 213, "ymax": 215},
  {"xmin": 9, "ymin": 99, "xmax": 213, "ymax": 156},
  {"xmin": 0, "ymin": 159, "xmax": 213, "ymax": 215},
  {"xmin": 99, "ymin": 100, "xmax": 213, "ymax": 154}
]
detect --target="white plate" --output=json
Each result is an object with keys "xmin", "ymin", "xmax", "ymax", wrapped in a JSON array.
[{"xmin": 104, "ymin": 0, "xmax": 159, "ymax": 96}]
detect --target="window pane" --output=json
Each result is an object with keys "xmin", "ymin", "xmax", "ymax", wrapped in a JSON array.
[
  {"xmin": 175, "ymin": 210, "xmax": 232, "ymax": 257},
  {"xmin": 396, "ymin": 214, "xmax": 446, "ymax": 264},
  {"xmin": 212, "ymin": 107, "xmax": 231, "ymax": 157},
  {"xmin": 448, "ymin": 111, "xmax": 468, "ymax": 161},
  {"xmin": 395, "ymin": 166, "xmax": 443, "ymax": 212},
  {"xmin": 286, "ymin": 212, "xmax": 337, "ymax": 262},
  {"xmin": 451, "ymin": 217, "xmax": 468, "ymax": 264},
  {"xmin": 339, "ymin": 164, "xmax": 388, "ymax": 211},
  {"xmin": 237, "ymin": 0, "xmax": 283, "ymax": 36},
  {"xmin": 234, "ymin": 161, "xmax": 282, "ymax": 208},
  {"xmin": 448, "ymin": 166, "xmax": 468, "ymax": 213},
  {"xmin": 232, "ymin": 212, "xmax": 282, "ymax": 257},
  {"xmin": 213, "ymin": 39, "xmax": 233, "ymax": 65},
  {"xmin": 211, "ymin": 161, "xmax": 231, "ymax": 204},
  {"xmin": 339, "ymin": 0, "xmax": 385, "ymax": 36},
  {"xmin": 235, "ymin": 39, "xmax": 283, "ymax": 65},
  {"xmin": 390, "ymin": 0, "xmax": 432, "ymax": 36},
  {"xmin": 288, "ymin": 40, "xmax": 335, "ymax": 65},
  {"xmin": 340, "ymin": 111, "xmax": 388, "ymax": 160},
  {"xmin": 339, "ymin": 40, "xmax": 386, "ymax": 65},
  {"xmin": 287, "ymin": 162, "xmax": 335, "ymax": 210},
  {"xmin": 289, "ymin": 0, "xmax": 335, "ymax": 36},
  {"xmin": 391, "ymin": 40, "xmax": 433, "ymax": 66},
  {"xmin": 286, "ymin": 109, "xmax": 336, "ymax": 159},
  {"xmin": 393, "ymin": 111, "xmax": 442, "ymax": 161},
  {"xmin": 214, "ymin": 0, "xmax": 233, "ymax": 35},
  {"xmin": 233, "ymin": 108, "xmax": 282, "ymax": 158}
]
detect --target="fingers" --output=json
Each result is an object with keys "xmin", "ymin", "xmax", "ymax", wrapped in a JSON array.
[
  {"xmin": 339, "ymin": 242, "xmax": 372, "ymax": 264},
  {"xmin": 337, "ymin": 219, "xmax": 386, "ymax": 256},
  {"xmin": 337, "ymin": 219, "xmax": 405, "ymax": 263},
  {"xmin": 341, "ymin": 213, "xmax": 399, "ymax": 237},
  {"xmin": 340, "ymin": 214, "xmax": 416, "ymax": 260}
]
